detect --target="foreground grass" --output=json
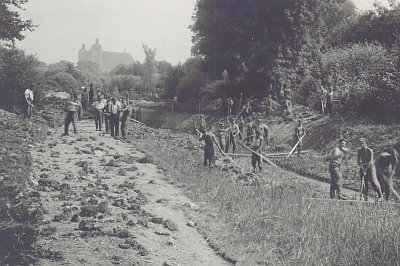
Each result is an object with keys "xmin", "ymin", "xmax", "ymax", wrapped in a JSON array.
[{"xmin": 131, "ymin": 128, "xmax": 400, "ymax": 265}]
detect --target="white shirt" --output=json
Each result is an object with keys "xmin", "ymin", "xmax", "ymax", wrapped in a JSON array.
[
  {"xmin": 25, "ymin": 89, "xmax": 33, "ymax": 101},
  {"xmin": 93, "ymin": 100, "xmax": 106, "ymax": 110},
  {"xmin": 110, "ymin": 103, "xmax": 119, "ymax": 114}
]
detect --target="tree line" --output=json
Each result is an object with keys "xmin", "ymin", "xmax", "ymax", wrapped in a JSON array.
[
  {"xmin": 2, "ymin": 0, "xmax": 400, "ymax": 116},
  {"xmin": 188, "ymin": 0, "xmax": 400, "ymax": 116}
]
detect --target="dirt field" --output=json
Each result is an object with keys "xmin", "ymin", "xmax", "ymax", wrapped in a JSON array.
[{"xmin": 31, "ymin": 120, "xmax": 230, "ymax": 265}]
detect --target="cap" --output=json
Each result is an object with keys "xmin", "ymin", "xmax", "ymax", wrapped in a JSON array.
[
  {"xmin": 359, "ymin": 138, "xmax": 367, "ymax": 143},
  {"xmin": 339, "ymin": 138, "xmax": 348, "ymax": 144}
]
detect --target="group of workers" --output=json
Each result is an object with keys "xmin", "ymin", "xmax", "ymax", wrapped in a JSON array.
[
  {"xmin": 64, "ymin": 86, "xmax": 142, "ymax": 139},
  {"xmin": 23, "ymin": 84, "xmax": 398, "ymax": 201},
  {"xmin": 198, "ymin": 112, "xmax": 397, "ymax": 202},
  {"xmin": 198, "ymin": 113, "xmax": 270, "ymax": 173},
  {"xmin": 328, "ymin": 137, "xmax": 398, "ymax": 202}
]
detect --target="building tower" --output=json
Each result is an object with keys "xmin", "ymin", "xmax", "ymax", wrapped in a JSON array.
[{"xmin": 90, "ymin": 38, "xmax": 103, "ymax": 69}]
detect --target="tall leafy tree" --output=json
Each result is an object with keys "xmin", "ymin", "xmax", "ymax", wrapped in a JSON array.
[
  {"xmin": 142, "ymin": 44, "xmax": 158, "ymax": 93},
  {"xmin": 0, "ymin": 0, "xmax": 35, "ymax": 45},
  {"xmin": 191, "ymin": 0, "xmax": 294, "ymax": 87}
]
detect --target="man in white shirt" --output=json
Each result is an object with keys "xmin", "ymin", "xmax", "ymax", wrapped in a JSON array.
[
  {"xmin": 64, "ymin": 97, "xmax": 80, "ymax": 136},
  {"xmin": 24, "ymin": 84, "xmax": 34, "ymax": 118},
  {"xmin": 92, "ymin": 96, "xmax": 106, "ymax": 131}
]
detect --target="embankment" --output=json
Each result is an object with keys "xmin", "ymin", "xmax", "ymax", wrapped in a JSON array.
[{"xmin": 140, "ymin": 104, "xmax": 400, "ymax": 193}]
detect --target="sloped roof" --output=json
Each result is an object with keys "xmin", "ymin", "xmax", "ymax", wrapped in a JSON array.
[{"xmin": 102, "ymin": 51, "xmax": 134, "ymax": 71}]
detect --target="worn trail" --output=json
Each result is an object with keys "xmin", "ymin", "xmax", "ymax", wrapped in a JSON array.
[{"xmin": 31, "ymin": 120, "xmax": 230, "ymax": 266}]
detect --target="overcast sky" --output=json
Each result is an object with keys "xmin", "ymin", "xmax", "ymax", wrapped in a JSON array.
[{"xmin": 16, "ymin": 0, "xmax": 391, "ymax": 66}]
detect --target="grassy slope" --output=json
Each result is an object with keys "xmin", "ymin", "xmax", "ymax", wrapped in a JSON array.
[
  {"xmin": 143, "ymin": 104, "xmax": 400, "ymax": 193},
  {"xmin": 128, "ymin": 121, "xmax": 400, "ymax": 265},
  {"xmin": 262, "ymin": 106, "xmax": 400, "ymax": 193}
]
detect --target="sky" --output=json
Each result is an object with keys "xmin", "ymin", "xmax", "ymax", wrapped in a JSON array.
[{"xmin": 16, "ymin": 0, "xmax": 391, "ymax": 66}]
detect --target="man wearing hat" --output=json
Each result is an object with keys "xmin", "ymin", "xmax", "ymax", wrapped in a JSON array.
[
  {"xmin": 329, "ymin": 138, "xmax": 349, "ymax": 200},
  {"xmin": 357, "ymin": 138, "xmax": 383, "ymax": 201}
]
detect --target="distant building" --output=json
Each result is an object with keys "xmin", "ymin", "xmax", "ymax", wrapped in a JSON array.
[{"xmin": 78, "ymin": 38, "xmax": 134, "ymax": 71}]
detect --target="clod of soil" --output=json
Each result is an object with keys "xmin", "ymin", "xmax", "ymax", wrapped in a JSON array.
[
  {"xmin": 136, "ymin": 155, "xmax": 153, "ymax": 164},
  {"xmin": 114, "ymin": 229, "xmax": 131, "ymax": 238},
  {"xmin": 118, "ymin": 168, "xmax": 127, "ymax": 176},
  {"xmin": 71, "ymin": 214, "xmax": 80, "ymax": 223},
  {"xmin": 118, "ymin": 181, "xmax": 135, "ymax": 190},
  {"xmin": 78, "ymin": 219, "xmax": 98, "ymax": 231},
  {"xmin": 163, "ymin": 219, "xmax": 178, "ymax": 231}
]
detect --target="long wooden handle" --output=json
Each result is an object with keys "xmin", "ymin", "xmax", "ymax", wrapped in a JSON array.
[
  {"xmin": 238, "ymin": 140, "xmax": 278, "ymax": 168},
  {"xmin": 287, "ymin": 133, "xmax": 306, "ymax": 159},
  {"xmin": 195, "ymin": 128, "xmax": 245, "ymax": 173}
]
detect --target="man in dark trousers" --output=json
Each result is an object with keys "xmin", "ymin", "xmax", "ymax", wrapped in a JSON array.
[
  {"xmin": 88, "ymin": 83, "xmax": 94, "ymax": 105},
  {"xmin": 375, "ymin": 148, "xmax": 399, "ymax": 201},
  {"xmin": 109, "ymin": 98, "xmax": 120, "ymax": 138},
  {"xmin": 92, "ymin": 96, "xmax": 106, "ymax": 131},
  {"xmin": 102, "ymin": 98, "xmax": 111, "ymax": 133},
  {"xmin": 199, "ymin": 126, "xmax": 219, "ymax": 167},
  {"xmin": 81, "ymin": 87, "xmax": 88, "ymax": 111},
  {"xmin": 357, "ymin": 138, "xmax": 383, "ymax": 201},
  {"xmin": 137, "ymin": 106, "xmax": 142, "ymax": 122},
  {"xmin": 225, "ymin": 118, "xmax": 240, "ymax": 154},
  {"xmin": 120, "ymin": 99, "xmax": 131, "ymax": 139},
  {"xmin": 64, "ymin": 97, "xmax": 80, "ymax": 136},
  {"xmin": 217, "ymin": 121, "xmax": 226, "ymax": 152},
  {"xmin": 294, "ymin": 120, "xmax": 306, "ymax": 157},
  {"xmin": 328, "ymin": 138, "xmax": 349, "ymax": 200},
  {"xmin": 251, "ymin": 130, "xmax": 264, "ymax": 173}
]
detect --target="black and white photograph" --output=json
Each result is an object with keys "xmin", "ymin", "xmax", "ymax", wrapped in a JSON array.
[{"xmin": 1, "ymin": 0, "xmax": 400, "ymax": 265}]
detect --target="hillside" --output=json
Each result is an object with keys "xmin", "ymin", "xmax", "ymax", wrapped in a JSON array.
[{"xmin": 141, "ymin": 104, "xmax": 400, "ymax": 195}]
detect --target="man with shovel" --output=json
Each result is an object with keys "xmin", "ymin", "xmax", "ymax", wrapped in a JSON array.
[{"xmin": 357, "ymin": 138, "xmax": 383, "ymax": 201}]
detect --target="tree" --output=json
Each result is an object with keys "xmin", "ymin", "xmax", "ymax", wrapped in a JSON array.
[
  {"xmin": 176, "ymin": 57, "xmax": 208, "ymax": 101},
  {"xmin": 110, "ymin": 61, "xmax": 144, "ymax": 76},
  {"xmin": 191, "ymin": 0, "xmax": 294, "ymax": 85},
  {"xmin": 343, "ymin": 2, "xmax": 400, "ymax": 47},
  {"xmin": 271, "ymin": 0, "xmax": 356, "ymax": 103},
  {"xmin": 158, "ymin": 64, "xmax": 184, "ymax": 99},
  {"xmin": 0, "ymin": 47, "xmax": 39, "ymax": 111},
  {"xmin": 142, "ymin": 44, "xmax": 158, "ymax": 94},
  {"xmin": 0, "ymin": 0, "xmax": 35, "ymax": 45},
  {"xmin": 109, "ymin": 74, "xmax": 141, "ymax": 98}
]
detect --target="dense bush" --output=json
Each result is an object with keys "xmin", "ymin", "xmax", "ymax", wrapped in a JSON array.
[
  {"xmin": 318, "ymin": 43, "xmax": 400, "ymax": 115},
  {"xmin": 0, "ymin": 47, "xmax": 41, "ymax": 112}
]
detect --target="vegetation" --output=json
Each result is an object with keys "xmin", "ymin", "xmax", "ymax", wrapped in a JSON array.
[
  {"xmin": 0, "ymin": 110, "xmax": 47, "ymax": 264},
  {"xmin": 0, "ymin": 0, "xmax": 35, "ymax": 45},
  {"xmin": 133, "ymin": 127, "xmax": 400, "ymax": 265},
  {"xmin": 174, "ymin": 0, "xmax": 400, "ymax": 116}
]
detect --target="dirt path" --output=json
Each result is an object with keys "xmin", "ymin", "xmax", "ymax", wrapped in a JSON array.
[{"xmin": 31, "ymin": 120, "xmax": 231, "ymax": 266}]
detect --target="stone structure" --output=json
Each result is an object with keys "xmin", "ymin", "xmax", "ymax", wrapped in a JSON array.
[{"xmin": 78, "ymin": 38, "xmax": 134, "ymax": 71}]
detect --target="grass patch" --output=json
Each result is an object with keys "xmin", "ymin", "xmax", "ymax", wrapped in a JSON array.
[{"xmin": 132, "ymin": 128, "xmax": 400, "ymax": 265}]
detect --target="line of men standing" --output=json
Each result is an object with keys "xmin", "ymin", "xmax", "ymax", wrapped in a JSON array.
[
  {"xmin": 328, "ymin": 137, "xmax": 399, "ymax": 202},
  {"xmin": 64, "ymin": 85, "xmax": 142, "ymax": 139},
  {"xmin": 199, "ymin": 114, "xmax": 270, "ymax": 173}
]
